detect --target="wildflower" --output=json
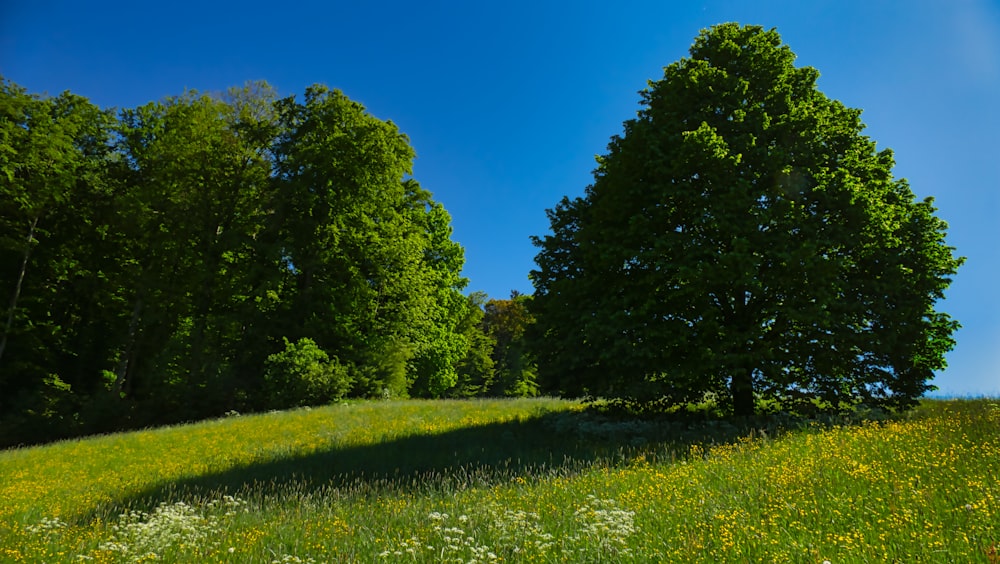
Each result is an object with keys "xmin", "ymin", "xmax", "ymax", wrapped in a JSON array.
[
  {"xmin": 26, "ymin": 516, "xmax": 69, "ymax": 535},
  {"xmin": 98, "ymin": 495, "xmax": 245, "ymax": 561}
]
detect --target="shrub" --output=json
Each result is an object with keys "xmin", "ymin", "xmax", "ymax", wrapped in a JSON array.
[{"xmin": 262, "ymin": 338, "xmax": 352, "ymax": 409}]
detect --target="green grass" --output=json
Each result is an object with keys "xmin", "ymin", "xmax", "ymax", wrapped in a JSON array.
[{"xmin": 1, "ymin": 397, "xmax": 998, "ymax": 562}]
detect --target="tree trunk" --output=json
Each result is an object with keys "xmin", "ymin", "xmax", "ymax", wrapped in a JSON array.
[
  {"xmin": 114, "ymin": 296, "xmax": 143, "ymax": 397},
  {"xmin": 0, "ymin": 215, "xmax": 39, "ymax": 366},
  {"xmin": 730, "ymin": 367, "xmax": 755, "ymax": 418}
]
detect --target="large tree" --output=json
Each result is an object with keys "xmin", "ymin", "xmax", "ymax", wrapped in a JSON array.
[
  {"xmin": 530, "ymin": 24, "xmax": 963, "ymax": 417},
  {"xmin": 112, "ymin": 86, "xmax": 280, "ymax": 414},
  {"xmin": 271, "ymin": 86, "xmax": 471, "ymax": 399}
]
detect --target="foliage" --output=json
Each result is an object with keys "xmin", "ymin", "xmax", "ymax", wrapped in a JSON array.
[
  {"xmin": 262, "ymin": 338, "xmax": 352, "ymax": 409},
  {"xmin": 0, "ymin": 78, "xmax": 471, "ymax": 445},
  {"xmin": 483, "ymin": 292, "xmax": 539, "ymax": 397},
  {"xmin": 529, "ymin": 24, "xmax": 964, "ymax": 416},
  {"xmin": 352, "ymin": 336, "xmax": 414, "ymax": 399},
  {"xmin": 450, "ymin": 292, "xmax": 497, "ymax": 397},
  {"xmin": 0, "ymin": 78, "xmax": 117, "ymax": 420},
  {"xmin": 1, "ymin": 398, "xmax": 998, "ymax": 562}
]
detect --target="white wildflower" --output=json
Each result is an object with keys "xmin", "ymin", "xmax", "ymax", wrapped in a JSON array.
[
  {"xmin": 98, "ymin": 495, "xmax": 245, "ymax": 562},
  {"xmin": 26, "ymin": 516, "xmax": 69, "ymax": 535}
]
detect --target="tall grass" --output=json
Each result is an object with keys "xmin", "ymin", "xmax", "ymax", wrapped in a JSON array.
[{"xmin": 1, "ymin": 397, "xmax": 998, "ymax": 562}]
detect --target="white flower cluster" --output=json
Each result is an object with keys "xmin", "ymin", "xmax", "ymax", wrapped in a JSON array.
[
  {"xmin": 97, "ymin": 495, "xmax": 245, "ymax": 562},
  {"xmin": 379, "ymin": 496, "xmax": 636, "ymax": 561},
  {"xmin": 380, "ymin": 512, "xmax": 499, "ymax": 563},
  {"xmin": 570, "ymin": 494, "xmax": 636, "ymax": 556},
  {"xmin": 492, "ymin": 509, "xmax": 554, "ymax": 554},
  {"xmin": 270, "ymin": 555, "xmax": 317, "ymax": 563},
  {"xmin": 433, "ymin": 513, "xmax": 498, "ymax": 563},
  {"xmin": 548, "ymin": 411, "xmax": 658, "ymax": 443},
  {"xmin": 206, "ymin": 494, "xmax": 245, "ymax": 517},
  {"xmin": 25, "ymin": 516, "xmax": 69, "ymax": 535},
  {"xmin": 377, "ymin": 535, "xmax": 425, "ymax": 558}
]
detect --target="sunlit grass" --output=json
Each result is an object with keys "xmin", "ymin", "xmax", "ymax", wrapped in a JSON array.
[{"xmin": 2, "ymin": 397, "xmax": 998, "ymax": 562}]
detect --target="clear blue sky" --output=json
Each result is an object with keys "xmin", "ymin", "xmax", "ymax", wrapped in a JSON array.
[{"xmin": 2, "ymin": 0, "xmax": 997, "ymax": 397}]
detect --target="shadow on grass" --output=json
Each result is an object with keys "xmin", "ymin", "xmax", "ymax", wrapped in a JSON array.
[{"xmin": 75, "ymin": 405, "xmax": 863, "ymax": 522}]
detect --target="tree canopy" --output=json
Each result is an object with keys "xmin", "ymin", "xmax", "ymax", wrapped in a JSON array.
[
  {"xmin": 0, "ymin": 79, "xmax": 503, "ymax": 446},
  {"xmin": 529, "ymin": 24, "xmax": 963, "ymax": 417}
]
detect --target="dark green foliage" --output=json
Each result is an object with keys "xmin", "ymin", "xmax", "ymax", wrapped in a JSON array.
[
  {"xmin": 0, "ymin": 78, "xmax": 471, "ymax": 446},
  {"xmin": 483, "ymin": 292, "xmax": 539, "ymax": 397},
  {"xmin": 112, "ymin": 88, "xmax": 278, "ymax": 416},
  {"xmin": 450, "ymin": 292, "xmax": 498, "ymax": 397},
  {"xmin": 0, "ymin": 375, "xmax": 81, "ymax": 447},
  {"xmin": 530, "ymin": 24, "xmax": 963, "ymax": 416},
  {"xmin": 0, "ymin": 79, "xmax": 118, "ymax": 419}
]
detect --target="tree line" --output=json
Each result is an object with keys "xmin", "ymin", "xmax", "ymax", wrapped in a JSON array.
[{"xmin": 0, "ymin": 79, "xmax": 537, "ymax": 447}]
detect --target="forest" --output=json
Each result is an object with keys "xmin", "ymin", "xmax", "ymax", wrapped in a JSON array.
[{"xmin": 0, "ymin": 79, "xmax": 537, "ymax": 447}]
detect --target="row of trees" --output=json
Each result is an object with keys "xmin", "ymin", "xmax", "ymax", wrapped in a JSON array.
[{"xmin": 0, "ymin": 79, "xmax": 536, "ymax": 446}]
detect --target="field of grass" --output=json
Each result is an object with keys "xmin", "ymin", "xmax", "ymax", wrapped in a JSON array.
[{"xmin": 1, "ymin": 396, "xmax": 998, "ymax": 562}]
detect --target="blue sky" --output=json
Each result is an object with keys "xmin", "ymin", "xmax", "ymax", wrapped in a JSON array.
[{"xmin": 2, "ymin": 0, "xmax": 997, "ymax": 396}]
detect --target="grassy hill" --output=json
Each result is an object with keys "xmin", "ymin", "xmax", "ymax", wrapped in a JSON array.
[{"xmin": 1, "ymin": 397, "xmax": 998, "ymax": 562}]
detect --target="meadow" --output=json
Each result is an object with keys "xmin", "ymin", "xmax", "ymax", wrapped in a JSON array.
[{"xmin": 1, "ymin": 397, "xmax": 998, "ymax": 563}]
